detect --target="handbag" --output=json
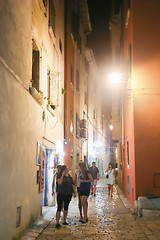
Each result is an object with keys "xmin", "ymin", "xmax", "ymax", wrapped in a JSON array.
[{"xmin": 106, "ymin": 169, "xmax": 111, "ymax": 179}]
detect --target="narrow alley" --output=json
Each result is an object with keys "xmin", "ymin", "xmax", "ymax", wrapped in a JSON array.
[{"xmin": 20, "ymin": 178, "xmax": 160, "ymax": 240}]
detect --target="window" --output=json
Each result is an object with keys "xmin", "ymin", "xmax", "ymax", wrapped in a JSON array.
[
  {"xmin": 47, "ymin": 71, "xmax": 61, "ymax": 108},
  {"xmin": 59, "ymin": 39, "xmax": 62, "ymax": 54},
  {"xmin": 49, "ymin": 0, "xmax": 56, "ymax": 34},
  {"xmin": 76, "ymin": 113, "xmax": 80, "ymax": 138},
  {"xmin": 76, "ymin": 69, "xmax": 79, "ymax": 91},
  {"xmin": 71, "ymin": 64, "xmax": 73, "ymax": 85},
  {"xmin": 114, "ymin": 0, "xmax": 121, "ymax": 15},
  {"xmin": 32, "ymin": 40, "xmax": 40, "ymax": 91},
  {"xmin": 77, "ymin": 35, "xmax": 82, "ymax": 53},
  {"xmin": 127, "ymin": 137, "xmax": 129, "ymax": 167},
  {"xmin": 72, "ymin": 12, "xmax": 79, "ymax": 41},
  {"xmin": 42, "ymin": 0, "xmax": 47, "ymax": 7},
  {"xmin": 127, "ymin": 0, "xmax": 130, "ymax": 9}
]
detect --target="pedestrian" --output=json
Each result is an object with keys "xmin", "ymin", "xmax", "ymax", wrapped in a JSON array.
[
  {"xmin": 105, "ymin": 163, "xmax": 115, "ymax": 197},
  {"xmin": 79, "ymin": 162, "xmax": 93, "ymax": 223},
  {"xmin": 89, "ymin": 161, "xmax": 99, "ymax": 196},
  {"xmin": 74, "ymin": 161, "xmax": 83, "ymax": 221},
  {"xmin": 52, "ymin": 165, "xmax": 62, "ymax": 196},
  {"xmin": 55, "ymin": 165, "xmax": 76, "ymax": 228}
]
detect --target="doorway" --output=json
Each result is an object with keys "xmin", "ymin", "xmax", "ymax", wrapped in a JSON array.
[{"xmin": 42, "ymin": 148, "xmax": 56, "ymax": 207}]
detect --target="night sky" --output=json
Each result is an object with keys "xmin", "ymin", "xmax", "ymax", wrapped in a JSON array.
[{"xmin": 87, "ymin": 0, "xmax": 112, "ymax": 71}]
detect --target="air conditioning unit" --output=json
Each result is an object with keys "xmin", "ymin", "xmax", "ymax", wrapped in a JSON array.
[
  {"xmin": 81, "ymin": 119, "xmax": 87, "ymax": 129},
  {"xmin": 80, "ymin": 128, "xmax": 87, "ymax": 139}
]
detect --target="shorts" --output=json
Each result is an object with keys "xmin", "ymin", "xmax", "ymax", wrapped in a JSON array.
[
  {"xmin": 91, "ymin": 179, "xmax": 97, "ymax": 186},
  {"xmin": 79, "ymin": 189, "xmax": 90, "ymax": 197}
]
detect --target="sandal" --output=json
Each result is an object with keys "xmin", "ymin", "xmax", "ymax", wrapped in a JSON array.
[{"xmin": 81, "ymin": 218, "xmax": 88, "ymax": 223}]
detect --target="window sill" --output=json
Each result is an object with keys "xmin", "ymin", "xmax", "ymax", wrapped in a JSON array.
[
  {"xmin": 46, "ymin": 104, "xmax": 55, "ymax": 116},
  {"xmin": 29, "ymin": 87, "xmax": 44, "ymax": 105}
]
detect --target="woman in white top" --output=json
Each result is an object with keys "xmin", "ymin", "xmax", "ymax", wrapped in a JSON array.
[{"xmin": 105, "ymin": 163, "xmax": 115, "ymax": 197}]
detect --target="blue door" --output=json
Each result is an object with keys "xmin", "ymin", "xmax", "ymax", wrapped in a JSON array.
[{"xmin": 42, "ymin": 149, "xmax": 47, "ymax": 206}]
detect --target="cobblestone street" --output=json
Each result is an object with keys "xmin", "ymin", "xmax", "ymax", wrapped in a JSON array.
[{"xmin": 20, "ymin": 178, "xmax": 160, "ymax": 240}]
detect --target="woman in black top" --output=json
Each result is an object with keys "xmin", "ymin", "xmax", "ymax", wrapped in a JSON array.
[
  {"xmin": 79, "ymin": 162, "xmax": 93, "ymax": 223},
  {"xmin": 56, "ymin": 165, "xmax": 76, "ymax": 228}
]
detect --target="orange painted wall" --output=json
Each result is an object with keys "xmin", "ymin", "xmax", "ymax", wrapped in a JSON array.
[
  {"xmin": 122, "ymin": 0, "xmax": 136, "ymax": 207},
  {"xmin": 64, "ymin": 0, "xmax": 74, "ymax": 169},
  {"xmin": 132, "ymin": 0, "xmax": 160, "ymax": 198},
  {"xmin": 123, "ymin": 0, "xmax": 160, "ymax": 207}
]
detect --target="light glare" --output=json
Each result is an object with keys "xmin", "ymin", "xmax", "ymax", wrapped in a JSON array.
[
  {"xmin": 109, "ymin": 124, "xmax": 113, "ymax": 130},
  {"xmin": 108, "ymin": 72, "xmax": 122, "ymax": 84}
]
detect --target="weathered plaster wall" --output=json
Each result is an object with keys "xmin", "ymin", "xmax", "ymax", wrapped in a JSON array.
[
  {"xmin": 0, "ymin": 0, "xmax": 32, "ymax": 88},
  {"xmin": 0, "ymin": 0, "xmax": 65, "ymax": 239},
  {"xmin": 0, "ymin": 63, "xmax": 43, "ymax": 240}
]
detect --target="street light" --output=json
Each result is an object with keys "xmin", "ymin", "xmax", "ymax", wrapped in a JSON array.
[
  {"xmin": 109, "ymin": 124, "xmax": 113, "ymax": 130},
  {"xmin": 108, "ymin": 72, "xmax": 122, "ymax": 84}
]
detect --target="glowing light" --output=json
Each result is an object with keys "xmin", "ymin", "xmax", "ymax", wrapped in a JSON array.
[
  {"xmin": 109, "ymin": 124, "xmax": 113, "ymax": 130},
  {"xmin": 56, "ymin": 141, "xmax": 64, "ymax": 156},
  {"xmin": 70, "ymin": 123, "xmax": 73, "ymax": 133},
  {"xmin": 93, "ymin": 141, "xmax": 103, "ymax": 148},
  {"xmin": 108, "ymin": 72, "xmax": 122, "ymax": 84}
]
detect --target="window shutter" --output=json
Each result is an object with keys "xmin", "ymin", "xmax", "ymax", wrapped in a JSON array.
[{"xmin": 49, "ymin": 72, "xmax": 61, "ymax": 107}]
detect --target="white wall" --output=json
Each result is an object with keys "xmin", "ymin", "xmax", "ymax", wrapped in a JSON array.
[
  {"xmin": 0, "ymin": 62, "xmax": 43, "ymax": 240},
  {"xmin": 0, "ymin": 0, "xmax": 64, "ymax": 239}
]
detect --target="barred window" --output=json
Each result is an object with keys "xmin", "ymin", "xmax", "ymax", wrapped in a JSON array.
[{"xmin": 49, "ymin": 0, "xmax": 56, "ymax": 34}]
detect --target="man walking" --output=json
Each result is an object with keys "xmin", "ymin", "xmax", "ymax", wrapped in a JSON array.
[{"xmin": 89, "ymin": 162, "xmax": 99, "ymax": 196}]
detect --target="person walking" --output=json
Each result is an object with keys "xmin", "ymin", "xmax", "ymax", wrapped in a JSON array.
[
  {"xmin": 55, "ymin": 165, "xmax": 76, "ymax": 228},
  {"xmin": 89, "ymin": 161, "xmax": 99, "ymax": 196},
  {"xmin": 79, "ymin": 162, "xmax": 93, "ymax": 223},
  {"xmin": 74, "ymin": 162, "xmax": 83, "ymax": 221},
  {"xmin": 105, "ymin": 163, "xmax": 115, "ymax": 197}
]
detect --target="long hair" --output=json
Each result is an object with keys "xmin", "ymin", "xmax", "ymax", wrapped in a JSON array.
[
  {"xmin": 109, "ymin": 163, "xmax": 113, "ymax": 169},
  {"xmin": 79, "ymin": 162, "xmax": 87, "ymax": 180},
  {"xmin": 60, "ymin": 165, "xmax": 66, "ymax": 175}
]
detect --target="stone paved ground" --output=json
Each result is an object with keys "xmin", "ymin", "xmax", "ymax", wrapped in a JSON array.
[{"xmin": 20, "ymin": 178, "xmax": 160, "ymax": 240}]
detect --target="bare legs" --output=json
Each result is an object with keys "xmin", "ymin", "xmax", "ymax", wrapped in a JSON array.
[
  {"xmin": 78, "ymin": 192, "xmax": 83, "ymax": 220},
  {"xmin": 81, "ymin": 196, "xmax": 88, "ymax": 222},
  {"xmin": 91, "ymin": 184, "xmax": 97, "ymax": 195},
  {"xmin": 108, "ymin": 184, "xmax": 110, "ymax": 196},
  {"xmin": 91, "ymin": 185, "xmax": 93, "ymax": 194},
  {"xmin": 56, "ymin": 211, "xmax": 61, "ymax": 225},
  {"xmin": 108, "ymin": 184, "xmax": 113, "ymax": 197},
  {"xmin": 94, "ymin": 185, "xmax": 96, "ymax": 195},
  {"xmin": 63, "ymin": 210, "xmax": 68, "ymax": 223},
  {"xmin": 110, "ymin": 185, "xmax": 113, "ymax": 197}
]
